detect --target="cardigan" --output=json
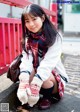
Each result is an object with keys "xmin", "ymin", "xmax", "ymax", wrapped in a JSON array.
[{"xmin": 20, "ymin": 34, "xmax": 68, "ymax": 87}]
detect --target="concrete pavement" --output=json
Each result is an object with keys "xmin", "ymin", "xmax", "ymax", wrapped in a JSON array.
[
  {"xmin": 64, "ymin": 54, "xmax": 80, "ymax": 98},
  {"xmin": 62, "ymin": 37, "xmax": 80, "ymax": 55}
]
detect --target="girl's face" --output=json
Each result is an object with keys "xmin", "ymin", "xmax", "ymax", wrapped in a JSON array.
[{"xmin": 24, "ymin": 14, "xmax": 44, "ymax": 33}]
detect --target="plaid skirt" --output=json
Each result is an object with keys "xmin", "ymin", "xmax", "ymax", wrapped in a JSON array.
[{"xmin": 52, "ymin": 70, "xmax": 64, "ymax": 98}]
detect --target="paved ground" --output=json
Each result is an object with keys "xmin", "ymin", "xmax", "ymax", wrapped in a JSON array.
[
  {"xmin": 62, "ymin": 37, "xmax": 80, "ymax": 55},
  {"xmin": 64, "ymin": 54, "xmax": 80, "ymax": 98},
  {"xmin": 0, "ymin": 73, "xmax": 13, "ymax": 92}
]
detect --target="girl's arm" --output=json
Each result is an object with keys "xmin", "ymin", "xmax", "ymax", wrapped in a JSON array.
[
  {"xmin": 20, "ymin": 50, "xmax": 33, "ymax": 74},
  {"xmin": 17, "ymin": 50, "xmax": 33, "ymax": 105},
  {"xmin": 36, "ymin": 35, "xmax": 62, "ymax": 81}
]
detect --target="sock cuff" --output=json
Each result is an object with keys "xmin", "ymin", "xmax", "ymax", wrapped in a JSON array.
[{"xmin": 40, "ymin": 86, "xmax": 54, "ymax": 98}]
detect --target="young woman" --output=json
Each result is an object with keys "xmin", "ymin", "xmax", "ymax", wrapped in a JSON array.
[{"xmin": 17, "ymin": 4, "xmax": 68, "ymax": 111}]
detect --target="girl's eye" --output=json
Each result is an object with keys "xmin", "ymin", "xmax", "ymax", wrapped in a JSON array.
[
  {"xmin": 33, "ymin": 17, "xmax": 37, "ymax": 21},
  {"xmin": 25, "ymin": 20, "xmax": 29, "ymax": 23}
]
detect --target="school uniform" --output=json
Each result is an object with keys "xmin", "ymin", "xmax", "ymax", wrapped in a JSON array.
[{"xmin": 20, "ymin": 33, "xmax": 68, "ymax": 98}]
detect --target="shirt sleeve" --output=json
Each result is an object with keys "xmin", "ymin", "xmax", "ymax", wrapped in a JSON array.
[
  {"xmin": 20, "ymin": 50, "xmax": 33, "ymax": 73},
  {"xmin": 37, "ymin": 35, "xmax": 62, "ymax": 81}
]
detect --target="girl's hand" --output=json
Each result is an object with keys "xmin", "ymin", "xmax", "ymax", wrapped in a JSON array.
[
  {"xmin": 17, "ymin": 72, "xmax": 31, "ymax": 105},
  {"xmin": 28, "ymin": 76, "xmax": 43, "ymax": 107}
]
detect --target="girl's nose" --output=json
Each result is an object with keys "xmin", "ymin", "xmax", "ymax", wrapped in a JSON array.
[{"xmin": 29, "ymin": 21, "xmax": 34, "ymax": 26}]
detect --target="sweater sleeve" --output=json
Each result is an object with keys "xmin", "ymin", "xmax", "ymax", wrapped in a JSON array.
[
  {"xmin": 37, "ymin": 35, "xmax": 62, "ymax": 81},
  {"xmin": 20, "ymin": 50, "xmax": 33, "ymax": 73}
]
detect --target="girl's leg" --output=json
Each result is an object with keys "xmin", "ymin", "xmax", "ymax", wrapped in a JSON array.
[
  {"xmin": 42, "ymin": 73, "xmax": 58, "ymax": 93},
  {"xmin": 38, "ymin": 74, "xmax": 58, "ymax": 110}
]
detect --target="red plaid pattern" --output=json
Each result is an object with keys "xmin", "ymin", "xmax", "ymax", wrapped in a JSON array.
[
  {"xmin": 52, "ymin": 70, "xmax": 64, "ymax": 98},
  {"xmin": 26, "ymin": 33, "xmax": 47, "ymax": 69}
]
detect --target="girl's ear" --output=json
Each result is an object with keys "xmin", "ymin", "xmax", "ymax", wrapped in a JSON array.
[{"xmin": 42, "ymin": 14, "xmax": 45, "ymax": 22}]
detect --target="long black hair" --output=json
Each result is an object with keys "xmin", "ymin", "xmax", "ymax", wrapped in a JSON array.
[{"xmin": 21, "ymin": 4, "xmax": 59, "ymax": 48}]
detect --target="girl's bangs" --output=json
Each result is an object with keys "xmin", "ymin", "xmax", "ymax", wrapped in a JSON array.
[
  {"xmin": 23, "ymin": 5, "xmax": 42, "ymax": 19},
  {"xmin": 23, "ymin": 11, "xmax": 39, "ymax": 19}
]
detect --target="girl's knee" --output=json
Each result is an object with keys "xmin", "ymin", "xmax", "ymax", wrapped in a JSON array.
[
  {"xmin": 42, "ymin": 74, "xmax": 58, "ymax": 93},
  {"xmin": 42, "ymin": 80, "xmax": 54, "ymax": 88}
]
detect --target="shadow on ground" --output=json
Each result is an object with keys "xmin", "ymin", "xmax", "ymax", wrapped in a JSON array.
[{"xmin": 0, "ymin": 83, "xmax": 80, "ymax": 112}]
